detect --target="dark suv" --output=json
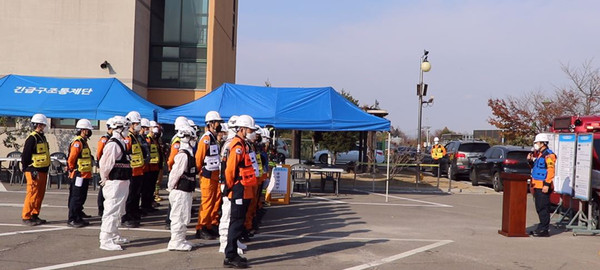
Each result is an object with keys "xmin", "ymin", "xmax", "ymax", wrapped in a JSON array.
[
  {"xmin": 441, "ymin": 140, "xmax": 491, "ymax": 180},
  {"xmin": 470, "ymin": 145, "xmax": 531, "ymax": 192}
]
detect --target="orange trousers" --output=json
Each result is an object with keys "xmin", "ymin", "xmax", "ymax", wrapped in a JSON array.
[
  {"xmin": 22, "ymin": 171, "xmax": 48, "ymax": 220},
  {"xmin": 245, "ymin": 185, "xmax": 261, "ymax": 230},
  {"xmin": 196, "ymin": 176, "xmax": 220, "ymax": 230}
]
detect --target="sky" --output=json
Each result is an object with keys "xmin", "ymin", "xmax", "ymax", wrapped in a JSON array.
[{"xmin": 235, "ymin": 0, "xmax": 600, "ymax": 137}]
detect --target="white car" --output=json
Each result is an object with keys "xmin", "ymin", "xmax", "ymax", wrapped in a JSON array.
[
  {"xmin": 276, "ymin": 139, "xmax": 290, "ymax": 159},
  {"xmin": 313, "ymin": 149, "xmax": 385, "ymax": 164}
]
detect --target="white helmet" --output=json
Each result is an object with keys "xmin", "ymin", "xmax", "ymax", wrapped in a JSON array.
[
  {"xmin": 126, "ymin": 111, "xmax": 141, "ymax": 123},
  {"xmin": 31, "ymin": 113, "xmax": 48, "ymax": 125},
  {"xmin": 149, "ymin": 120, "xmax": 158, "ymax": 127},
  {"xmin": 187, "ymin": 119, "xmax": 196, "ymax": 127},
  {"xmin": 227, "ymin": 115, "xmax": 239, "ymax": 128},
  {"xmin": 205, "ymin": 111, "xmax": 223, "ymax": 123},
  {"xmin": 254, "ymin": 125, "xmax": 262, "ymax": 135},
  {"xmin": 534, "ymin": 133, "xmax": 550, "ymax": 143},
  {"xmin": 106, "ymin": 117, "xmax": 115, "ymax": 129},
  {"xmin": 174, "ymin": 116, "xmax": 190, "ymax": 131},
  {"xmin": 261, "ymin": 128, "xmax": 271, "ymax": 139},
  {"xmin": 176, "ymin": 125, "xmax": 196, "ymax": 138},
  {"xmin": 76, "ymin": 119, "xmax": 93, "ymax": 130},
  {"xmin": 110, "ymin": 116, "xmax": 128, "ymax": 129},
  {"xmin": 140, "ymin": 118, "xmax": 150, "ymax": 128},
  {"xmin": 434, "ymin": 137, "xmax": 440, "ymax": 143},
  {"xmin": 236, "ymin": 115, "xmax": 257, "ymax": 129}
]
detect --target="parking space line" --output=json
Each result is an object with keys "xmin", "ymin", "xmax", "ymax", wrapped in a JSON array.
[
  {"xmin": 257, "ymin": 233, "xmax": 451, "ymax": 243},
  {"xmin": 0, "ymin": 227, "xmax": 71, "ymax": 237},
  {"xmin": 29, "ymin": 248, "xmax": 169, "ymax": 270},
  {"xmin": 353, "ymin": 189, "xmax": 453, "ymax": 207},
  {"xmin": 0, "ymin": 190, "xmax": 98, "ymax": 196},
  {"xmin": 310, "ymin": 195, "xmax": 451, "ymax": 207},
  {"xmin": 0, "ymin": 203, "xmax": 72, "ymax": 209},
  {"xmin": 344, "ymin": 240, "xmax": 453, "ymax": 270}
]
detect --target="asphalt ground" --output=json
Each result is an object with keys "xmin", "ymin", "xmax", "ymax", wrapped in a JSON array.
[{"xmin": 0, "ymin": 175, "xmax": 599, "ymax": 269}]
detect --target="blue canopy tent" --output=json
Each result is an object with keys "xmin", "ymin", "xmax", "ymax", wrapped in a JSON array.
[
  {"xmin": 0, "ymin": 74, "xmax": 163, "ymax": 120},
  {"xmin": 158, "ymin": 83, "xmax": 390, "ymax": 131}
]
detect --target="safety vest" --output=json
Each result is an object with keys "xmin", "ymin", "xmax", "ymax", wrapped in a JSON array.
[
  {"xmin": 171, "ymin": 136, "xmax": 180, "ymax": 145},
  {"xmin": 128, "ymin": 133, "xmax": 145, "ymax": 168},
  {"xmin": 431, "ymin": 144, "xmax": 445, "ymax": 160},
  {"xmin": 108, "ymin": 138, "xmax": 132, "ymax": 180},
  {"xmin": 71, "ymin": 136, "xmax": 93, "ymax": 173},
  {"xmin": 256, "ymin": 151, "xmax": 264, "ymax": 176},
  {"xmin": 232, "ymin": 138, "xmax": 257, "ymax": 187},
  {"xmin": 147, "ymin": 135, "xmax": 160, "ymax": 164},
  {"xmin": 532, "ymin": 148, "xmax": 554, "ymax": 181},
  {"xmin": 28, "ymin": 131, "xmax": 50, "ymax": 168},
  {"xmin": 201, "ymin": 132, "xmax": 221, "ymax": 176},
  {"xmin": 176, "ymin": 149, "xmax": 197, "ymax": 192}
]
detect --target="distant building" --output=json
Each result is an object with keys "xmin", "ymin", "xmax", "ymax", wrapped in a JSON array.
[
  {"xmin": 0, "ymin": 0, "xmax": 238, "ymax": 107},
  {"xmin": 473, "ymin": 130, "xmax": 502, "ymax": 142}
]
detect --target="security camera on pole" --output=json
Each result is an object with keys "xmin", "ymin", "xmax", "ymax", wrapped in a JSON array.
[{"xmin": 416, "ymin": 50, "xmax": 432, "ymax": 184}]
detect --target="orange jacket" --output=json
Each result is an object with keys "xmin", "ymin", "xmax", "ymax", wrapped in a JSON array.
[
  {"xmin": 195, "ymin": 132, "xmax": 220, "ymax": 180},
  {"xmin": 68, "ymin": 137, "xmax": 92, "ymax": 179},
  {"xmin": 531, "ymin": 148, "xmax": 556, "ymax": 189},
  {"xmin": 96, "ymin": 134, "xmax": 110, "ymax": 162},
  {"xmin": 225, "ymin": 136, "xmax": 254, "ymax": 199},
  {"xmin": 167, "ymin": 140, "xmax": 180, "ymax": 171}
]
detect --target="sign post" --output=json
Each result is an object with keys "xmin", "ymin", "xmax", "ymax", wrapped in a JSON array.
[{"xmin": 265, "ymin": 164, "xmax": 291, "ymax": 205}]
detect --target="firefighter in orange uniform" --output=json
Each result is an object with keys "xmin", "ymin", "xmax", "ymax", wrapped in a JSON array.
[
  {"xmin": 21, "ymin": 113, "xmax": 51, "ymax": 226},
  {"xmin": 195, "ymin": 111, "xmax": 224, "ymax": 240},
  {"xmin": 243, "ymin": 125, "xmax": 264, "ymax": 240},
  {"xmin": 66, "ymin": 119, "xmax": 94, "ymax": 227},
  {"xmin": 528, "ymin": 133, "xmax": 556, "ymax": 237},
  {"xmin": 223, "ymin": 115, "xmax": 258, "ymax": 268},
  {"xmin": 97, "ymin": 117, "xmax": 114, "ymax": 216}
]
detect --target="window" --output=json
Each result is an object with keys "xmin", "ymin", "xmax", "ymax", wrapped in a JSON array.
[
  {"xmin": 149, "ymin": 0, "xmax": 209, "ymax": 89},
  {"xmin": 52, "ymin": 119, "xmax": 99, "ymax": 129},
  {"xmin": 490, "ymin": 148, "xmax": 503, "ymax": 159}
]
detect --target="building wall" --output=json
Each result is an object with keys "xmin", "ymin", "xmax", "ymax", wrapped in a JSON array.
[
  {"xmin": 146, "ymin": 0, "xmax": 237, "ymax": 107},
  {"xmin": 132, "ymin": 0, "xmax": 152, "ymax": 97},
  {"xmin": 0, "ymin": 0, "xmax": 140, "ymax": 93},
  {"xmin": 207, "ymin": 0, "xmax": 237, "ymax": 93}
]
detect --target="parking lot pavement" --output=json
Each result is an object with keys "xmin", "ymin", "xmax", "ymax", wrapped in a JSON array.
[{"xmin": 0, "ymin": 181, "xmax": 599, "ymax": 269}]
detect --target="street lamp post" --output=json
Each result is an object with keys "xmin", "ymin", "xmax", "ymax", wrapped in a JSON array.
[{"xmin": 416, "ymin": 50, "xmax": 431, "ymax": 184}]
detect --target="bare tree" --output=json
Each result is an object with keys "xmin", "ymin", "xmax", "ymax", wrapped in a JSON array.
[{"xmin": 557, "ymin": 59, "xmax": 600, "ymax": 115}]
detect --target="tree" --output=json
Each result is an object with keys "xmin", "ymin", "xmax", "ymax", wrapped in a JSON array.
[
  {"xmin": 488, "ymin": 90, "xmax": 563, "ymax": 145},
  {"xmin": 0, "ymin": 117, "xmax": 29, "ymax": 150},
  {"xmin": 488, "ymin": 60, "xmax": 600, "ymax": 145},
  {"xmin": 556, "ymin": 60, "xmax": 600, "ymax": 115}
]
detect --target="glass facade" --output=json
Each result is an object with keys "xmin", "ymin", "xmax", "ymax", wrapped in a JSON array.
[{"xmin": 149, "ymin": 0, "xmax": 209, "ymax": 89}]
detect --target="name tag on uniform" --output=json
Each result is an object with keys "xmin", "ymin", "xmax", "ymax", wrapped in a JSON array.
[{"xmin": 209, "ymin": 144, "xmax": 219, "ymax": 156}]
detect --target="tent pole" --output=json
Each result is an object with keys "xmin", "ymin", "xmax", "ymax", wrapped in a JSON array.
[{"xmin": 386, "ymin": 132, "xmax": 391, "ymax": 203}]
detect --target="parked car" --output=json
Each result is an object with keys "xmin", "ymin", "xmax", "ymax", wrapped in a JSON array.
[
  {"xmin": 396, "ymin": 146, "xmax": 417, "ymax": 162},
  {"xmin": 314, "ymin": 147, "xmax": 385, "ymax": 164},
  {"xmin": 470, "ymin": 145, "xmax": 531, "ymax": 192},
  {"xmin": 275, "ymin": 139, "xmax": 290, "ymax": 160},
  {"xmin": 440, "ymin": 140, "xmax": 491, "ymax": 180}
]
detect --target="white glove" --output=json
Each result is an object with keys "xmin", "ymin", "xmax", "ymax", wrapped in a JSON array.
[{"xmin": 220, "ymin": 184, "xmax": 225, "ymax": 193}]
